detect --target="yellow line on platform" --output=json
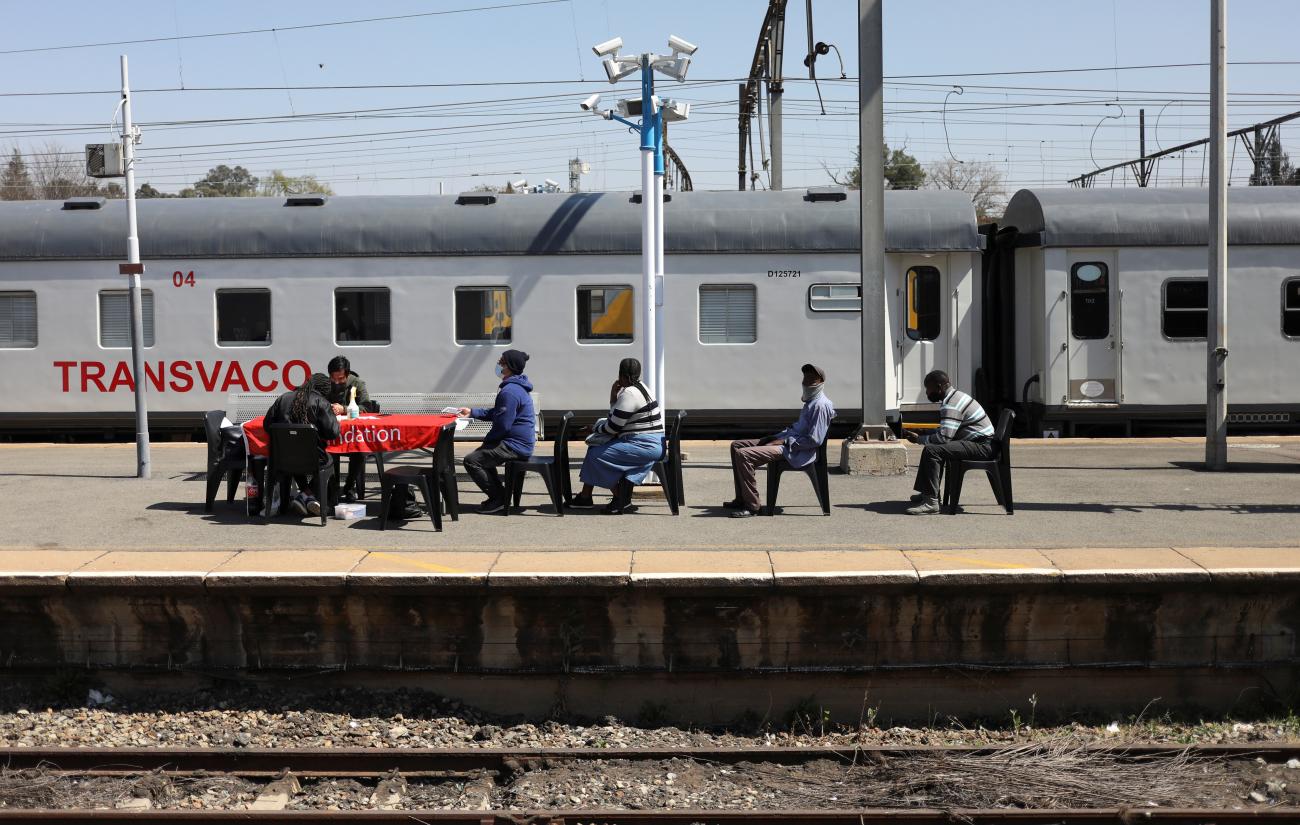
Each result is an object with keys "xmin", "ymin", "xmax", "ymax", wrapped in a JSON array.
[
  {"xmin": 906, "ymin": 550, "xmax": 1035, "ymax": 570},
  {"xmin": 367, "ymin": 551, "xmax": 470, "ymax": 574}
]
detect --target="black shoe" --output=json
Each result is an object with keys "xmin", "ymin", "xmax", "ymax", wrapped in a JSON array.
[
  {"xmin": 568, "ymin": 494, "xmax": 595, "ymax": 509},
  {"xmin": 730, "ymin": 508, "xmax": 759, "ymax": 518},
  {"xmin": 480, "ymin": 499, "xmax": 506, "ymax": 514},
  {"xmin": 399, "ymin": 504, "xmax": 425, "ymax": 520},
  {"xmin": 722, "ymin": 498, "xmax": 748, "ymax": 510},
  {"xmin": 602, "ymin": 500, "xmax": 639, "ymax": 515},
  {"xmin": 340, "ymin": 490, "xmax": 358, "ymax": 504}
]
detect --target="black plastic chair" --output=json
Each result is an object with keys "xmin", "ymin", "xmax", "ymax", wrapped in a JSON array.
[
  {"xmin": 942, "ymin": 408, "xmax": 1016, "ymax": 515},
  {"xmin": 203, "ymin": 410, "xmax": 244, "ymax": 513},
  {"xmin": 763, "ymin": 437, "xmax": 832, "ymax": 517},
  {"xmin": 378, "ymin": 422, "xmax": 458, "ymax": 531},
  {"xmin": 263, "ymin": 423, "xmax": 333, "ymax": 526},
  {"xmin": 504, "ymin": 411, "xmax": 574, "ymax": 516},
  {"xmin": 642, "ymin": 409, "xmax": 686, "ymax": 515}
]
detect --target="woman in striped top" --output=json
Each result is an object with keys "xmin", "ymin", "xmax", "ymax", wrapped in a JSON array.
[{"xmin": 569, "ymin": 358, "xmax": 666, "ymax": 514}]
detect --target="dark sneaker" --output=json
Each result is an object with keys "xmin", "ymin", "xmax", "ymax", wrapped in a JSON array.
[
  {"xmin": 304, "ymin": 497, "xmax": 322, "ymax": 517},
  {"xmin": 340, "ymin": 490, "xmax": 358, "ymax": 504},
  {"xmin": 288, "ymin": 494, "xmax": 308, "ymax": 517},
  {"xmin": 729, "ymin": 508, "xmax": 759, "ymax": 518},
  {"xmin": 602, "ymin": 500, "xmax": 638, "ymax": 515},
  {"xmin": 399, "ymin": 504, "xmax": 424, "ymax": 520},
  {"xmin": 568, "ymin": 494, "xmax": 595, "ymax": 509},
  {"xmin": 722, "ymin": 499, "xmax": 748, "ymax": 510},
  {"xmin": 480, "ymin": 499, "xmax": 506, "ymax": 514}
]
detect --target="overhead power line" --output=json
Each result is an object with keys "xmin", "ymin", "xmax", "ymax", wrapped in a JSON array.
[{"xmin": 0, "ymin": 0, "xmax": 567, "ymax": 56}]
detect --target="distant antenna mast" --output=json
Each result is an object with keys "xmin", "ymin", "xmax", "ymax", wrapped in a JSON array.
[{"xmin": 568, "ymin": 155, "xmax": 590, "ymax": 192}]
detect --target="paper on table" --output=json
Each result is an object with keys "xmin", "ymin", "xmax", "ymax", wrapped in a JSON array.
[{"xmin": 441, "ymin": 406, "xmax": 462, "ymax": 414}]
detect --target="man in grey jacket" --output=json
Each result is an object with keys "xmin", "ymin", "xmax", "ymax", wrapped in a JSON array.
[{"xmin": 724, "ymin": 364, "xmax": 835, "ymax": 518}]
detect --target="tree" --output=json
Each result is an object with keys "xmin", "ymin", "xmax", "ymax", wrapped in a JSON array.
[
  {"xmin": 1249, "ymin": 133, "xmax": 1299, "ymax": 186},
  {"xmin": 1, "ymin": 148, "xmax": 35, "ymax": 200},
  {"xmin": 260, "ymin": 170, "xmax": 334, "ymax": 197},
  {"xmin": 28, "ymin": 141, "xmax": 102, "ymax": 200},
  {"xmin": 136, "ymin": 182, "xmax": 176, "ymax": 198},
  {"xmin": 827, "ymin": 144, "xmax": 926, "ymax": 190},
  {"xmin": 193, "ymin": 165, "xmax": 259, "ymax": 197},
  {"xmin": 926, "ymin": 158, "xmax": 1008, "ymax": 221}
]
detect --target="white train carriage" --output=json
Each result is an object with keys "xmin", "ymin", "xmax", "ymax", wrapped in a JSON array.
[
  {"xmin": 0, "ymin": 189, "xmax": 982, "ymax": 433},
  {"xmin": 989, "ymin": 187, "xmax": 1300, "ymax": 435}
]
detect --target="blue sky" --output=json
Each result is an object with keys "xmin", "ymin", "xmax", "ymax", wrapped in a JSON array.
[{"xmin": 4, "ymin": 0, "xmax": 1297, "ymax": 196}]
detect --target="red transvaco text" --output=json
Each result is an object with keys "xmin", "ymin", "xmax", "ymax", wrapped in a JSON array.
[{"xmin": 53, "ymin": 360, "xmax": 312, "ymax": 393}]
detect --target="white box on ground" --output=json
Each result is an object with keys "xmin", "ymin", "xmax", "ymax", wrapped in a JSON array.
[{"xmin": 334, "ymin": 503, "xmax": 366, "ymax": 520}]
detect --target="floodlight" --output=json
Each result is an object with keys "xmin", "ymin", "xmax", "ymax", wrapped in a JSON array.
[
  {"xmin": 667, "ymin": 35, "xmax": 698, "ymax": 56},
  {"xmin": 592, "ymin": 37, "xmax": 623, "ymax": 57},
  {"xmin": 580, "ymin": 93, "xmax": 601, "ymax": 111},
  {"xmin": 661, "ymin": 99, "xmax": 691, "ymax": 123},
  {"xmin": 603, "ymin": 56, "xmax": 639, "ymax": 84},
  {"xmin": 617, "ymin": 98, "xmax": 646, "ymax": 118}
]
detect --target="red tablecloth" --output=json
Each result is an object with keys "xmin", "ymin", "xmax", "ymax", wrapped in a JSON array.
[{"xmin": 242, "ymin": 413, "xmax": 459, "ymax": 457}]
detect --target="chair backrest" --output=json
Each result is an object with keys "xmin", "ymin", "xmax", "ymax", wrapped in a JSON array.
[
  {"xmin": 430, "ymin": 421, "xmax": 457, "ymax": 472},
  {"xmin": 203, "ymin": 410, "xmax": 224, "ymax": 465},
  {"xmin": 993, "ymin": 408, "xmax": 1016, "ymax": 463},
  {"xmin": 552, "ymin": 411, "xmax": 574, "ymax": 467},
  {"xmin": 267, "ymin": 423, "xmax": 322, "ymax": 475},
  {"xmin": 665, "ymin": 409, "xmax": 686, "ymax": 460}
]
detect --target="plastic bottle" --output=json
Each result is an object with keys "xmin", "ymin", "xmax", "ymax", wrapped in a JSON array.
[{"xmin": 346, "ymin": 385, "xmax": 360, "ymax": 420}]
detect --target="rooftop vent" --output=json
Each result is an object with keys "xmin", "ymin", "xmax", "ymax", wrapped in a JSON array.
[
  {"xmin": 62, "ymin": 197, "xmax": 106, "ymax": 210},
  {"xmin": 456, "ymin": 192, "xmax": 497, "ymax": 206},
  {"xmin": 805, "ymin": 186, "xmax": 848, "ymax": 203},
  {"xmin": 284, "ymin": 195, "xmax": 327, "ymax": 207},
  {"xmin": 629, "ymin": 193, "xmax": 672, "ymax": 204}
]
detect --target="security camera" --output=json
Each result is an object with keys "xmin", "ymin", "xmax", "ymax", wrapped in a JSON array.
[
  {"xmin": 667, "ymin": 35, "xmax": 698, "ymax": 55},
  {"xmin": 544, "ymin": 179, "xmax": 560, "ymax": 189},
  {"xmin": 603, "ymin": 57, "xmax": 639, "ymax": 84},
  {"xmin": 580, "ymin": 93, "xmax": 601, "ymax": 111},
  {"xmin": 511, "ymin": 179, "xmax": 527, "ymax": 190},
  {"xmin": 592, "ymin": 37, "xmax": 623, "ymax": 57}
]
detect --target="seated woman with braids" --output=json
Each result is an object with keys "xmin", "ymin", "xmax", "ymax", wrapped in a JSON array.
[
  {"xmin": 568, "ymin": 358, "xmax": 665, "ymax": 515},
  {"xmin": 262, "ymin": 373, "xmax": 340, "ymax": 517}
]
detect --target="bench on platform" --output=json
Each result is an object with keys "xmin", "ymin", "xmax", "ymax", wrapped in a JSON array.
[{"xmin": 225, "ymin": 392, "xmax": 545, "ymax": 441}]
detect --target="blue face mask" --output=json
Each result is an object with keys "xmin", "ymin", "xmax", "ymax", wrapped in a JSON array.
[{"xmin": 494, "ymin": 364, "xmax": 505, "ymax": 379}]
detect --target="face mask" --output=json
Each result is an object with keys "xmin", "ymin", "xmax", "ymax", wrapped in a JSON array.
[
  {"xmin": 801, "ymin": 382, "xmax": 823, "ymax": 403},
  {"xmin": 494, "ymin": 364, "xmax": 505, "ymax": 378}
]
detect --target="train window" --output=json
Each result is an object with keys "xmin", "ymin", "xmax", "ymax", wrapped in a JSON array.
[
  {"xmin": 216, "ymin": 289, "xmax": 271, "ymax": 347},
  {"xmin": 808, "ymin": 283, "xmax": 862, "ymax": 312},
  {"xmin": 1070, "ymin": 262, "xmax": 1110, "ymax": 339},
  {"xmin": 577, "ymin": 286, "xmax": 633, "ymax": 343},
  {"xmin": 699, "ymin": 284, "xmax": 757, "ymax": 344},
  {"xmin": 905, "ymin": 266, "xmax": 941, "ymax": 341},
  {"xmin": 1284, "ymin": 279, "xmax": 1300, "ymax": 338},
  {"xmin": 1162, "ymin": 279, "xmax": 1208, "ymax": 340},
  {"xmin": 0, "ymin": 291, "xmax": 37, "ymax": 348},
  {"xmin": 98, "ymin": 289, "xmax": 154, "ymax": 348},
  {"xmin": 455, "ymin": 287, "xmax": 512, "ymax": 344},
  {"xmin": 335, "ymin": 288, "xmax": 391, "ymax": 346}
]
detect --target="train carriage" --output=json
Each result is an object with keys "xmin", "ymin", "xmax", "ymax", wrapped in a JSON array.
[
  {"xmin": 0, "ymin": 189, "xmax": 983, "ymax": 434},
  {"xmin": 988, "ymin": 187, "xmax": 1300, "ymax": 435}
]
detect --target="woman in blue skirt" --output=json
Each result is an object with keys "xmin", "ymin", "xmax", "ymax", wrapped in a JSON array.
[{"xmin": 569, "ymin": 358, "xmax": 665, "ymax": 514}]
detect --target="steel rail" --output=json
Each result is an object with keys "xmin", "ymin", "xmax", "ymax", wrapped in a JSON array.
[
  {"xmin": 2, "ymin": 743, "xmax": 1298, "ymax": 777},
  {"xmin": 1, "ymin": 809, "xmax": 1300, "ymax": 824}
]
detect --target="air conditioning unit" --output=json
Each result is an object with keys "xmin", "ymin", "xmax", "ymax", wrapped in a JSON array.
[{"xmin": 85, "ymin": 143, "xmax": 126, "ymax": 178}]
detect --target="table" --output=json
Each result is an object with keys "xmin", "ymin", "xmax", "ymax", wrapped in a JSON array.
[{"xmin": 242, "ymin": 413, "xmax": 460, "ymax": 457}]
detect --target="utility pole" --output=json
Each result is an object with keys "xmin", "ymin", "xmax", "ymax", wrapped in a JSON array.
[
  {"xmin": 1137, "ymin": 108, "xmax": 1151, "ymax": 187},
  {"xmin": 842, "ymin": 0, "xmax": 904, "ymax": 475},
  {"xmin": 767, "ymin": 4, "xmax": 785, "ymax": 190},
  {"xmin": 738, "ymin": 83, "xmax": 748, "ymax": 190},
  {"xmin": 1206, "ymin": 0, "xmax": 1228, "ymax": 470},
  {"xmin": 121, "ymin": 55, "xmax": 150, "ymax": 480}
]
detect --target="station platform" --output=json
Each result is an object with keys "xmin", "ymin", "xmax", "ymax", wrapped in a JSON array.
[{"xmin": 1, "ymin": 437, "xmax": 1298, "ymax": 722}]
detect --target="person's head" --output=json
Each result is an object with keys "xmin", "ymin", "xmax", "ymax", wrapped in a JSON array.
[
  {"xmin": 326, "ymin": 355, "xmax": 351, "ymax": 387},
  {"xmin": 923, "ymin": 370, "xmax": 951, "ymax": 403},
  {"xmin": 291, "ymin": 373, "xmax": 332, "ymax": 423},
  {"xmin": 617, "ymin": 357, "xmax": 642, "ymax": 387},
  {"xmin": 497, "ymin": 349, "xmax": 529, "ymax": 379},
  {"xmin": 800, "ymin": 363, "xmax": 826, "ymax": 402}
]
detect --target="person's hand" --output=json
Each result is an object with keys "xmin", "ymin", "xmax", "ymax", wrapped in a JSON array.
[
  {"xmin": 330, "ymin": 403, "xmax": 346, "ymax": 416},
  {"xmin": 902, "ymin": 429, "xmax": 921, "ymax": 444},
  {"xmin": 456, "ymin": 407, "xmax": 472, "ymax": 418}
]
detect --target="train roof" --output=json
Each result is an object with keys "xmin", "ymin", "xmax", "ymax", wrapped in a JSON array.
[
  {"xmin": 0, "ymin": 189, "xmax": 981, "ymax": 261},
  {"xmin": 1001, "ymin": 187, "xmax": 1300, "ymax": 248}
]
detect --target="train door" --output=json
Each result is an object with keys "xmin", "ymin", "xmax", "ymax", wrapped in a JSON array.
[
  {"xmin": 1065, "ymin": 251, "xmax": 1119, "ymax": 402},
  {"xmin": 896, "ymin": 258, "xmax": 949, "ymax": 406}
]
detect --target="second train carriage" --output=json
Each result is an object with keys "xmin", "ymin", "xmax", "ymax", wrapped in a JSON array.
[
  {"xmin": 0, "ymin": 189, "xmax": 983, "ymax": 432},
  {"xmin": 986, "ymin": 187, "xmax": 1300, "ymax": 435}
]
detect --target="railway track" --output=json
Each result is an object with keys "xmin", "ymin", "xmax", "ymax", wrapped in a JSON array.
[{"xmin": 2, "ymin": 745, "xmax": 1298, "ymax": 823}]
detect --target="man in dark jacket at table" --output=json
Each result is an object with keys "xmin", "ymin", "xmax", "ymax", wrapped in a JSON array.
[
  {"xmin": 263, "ymin": 373, "xmax": 340, "ymax": 517},
  {"xmin": 457, "ymin": 349, "xmax": 536, "ymax": 514}
]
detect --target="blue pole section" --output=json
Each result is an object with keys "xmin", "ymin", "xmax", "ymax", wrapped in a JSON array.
[
  {"xmin": 653, "ymin": 111, "xmax": 665, "ymax": 176},
  {"xmin": 640, "ymin": 64, "xmax": 655, "ymax": 152}
]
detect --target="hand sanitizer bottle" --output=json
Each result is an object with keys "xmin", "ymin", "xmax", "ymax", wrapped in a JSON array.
[{"xmin": 346, "ymin": 386, "xmax": 360, "ymax": 420}]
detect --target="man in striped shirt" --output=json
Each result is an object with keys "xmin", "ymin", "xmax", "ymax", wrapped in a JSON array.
[{"xmin": 902, "ymin": 370, "xmax": 995, "ymax": 515}]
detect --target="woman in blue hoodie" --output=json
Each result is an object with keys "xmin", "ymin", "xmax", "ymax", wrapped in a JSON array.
[{"xmin": 457, "ymin": 349, "xmax": 536, "ymax": 513}]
